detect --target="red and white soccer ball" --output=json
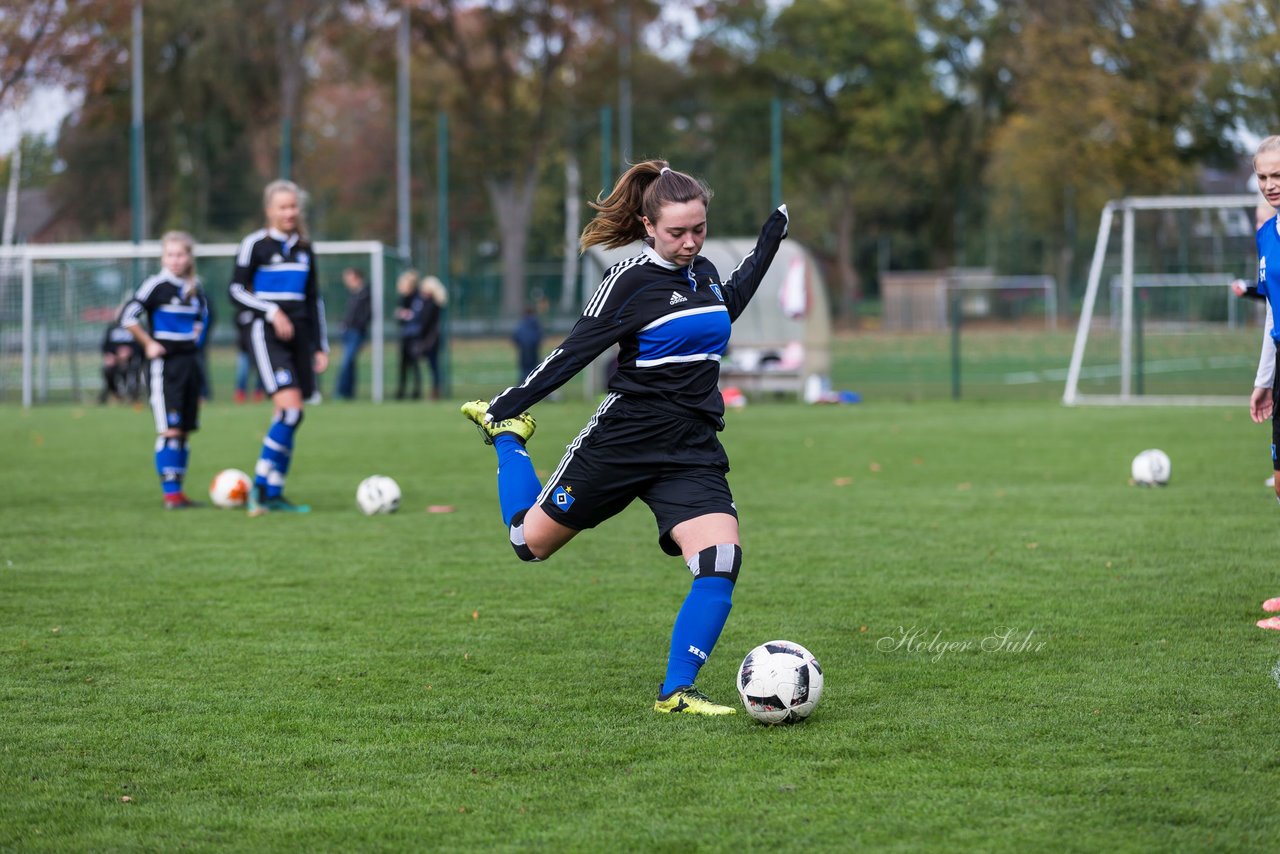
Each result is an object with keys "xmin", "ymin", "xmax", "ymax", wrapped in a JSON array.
[
  {"xmin": 356, "ymin": 475, "xmax": 401, "ymax": 515},
  {"xmin": 209, "ymin": 468, "xmax": 252, "ymax": 508},
  {"xmin": 737, "ymin": 639, "xmax": 824, "ymax": 725}
]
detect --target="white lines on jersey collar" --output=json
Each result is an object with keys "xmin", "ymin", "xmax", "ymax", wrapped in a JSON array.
[{"xmin": 643, "ymin": 245, "xmax": 682, "ymax": 270}]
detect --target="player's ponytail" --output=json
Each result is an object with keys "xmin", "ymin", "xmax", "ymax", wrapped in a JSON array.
[{"xmin": 579, "ymin": 160, "xmax": 712, "ymax": 251}]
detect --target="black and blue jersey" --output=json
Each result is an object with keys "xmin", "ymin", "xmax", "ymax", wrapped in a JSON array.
[
  {"xmin": 228, "ymin": 228, "xmax": 328, "ymax": 353},
  {"xmin": 120, "ymin": 272, "xmax": 208, "ymax": 355},
  {"xmin": 488, "ymin": 206, "xmax": 789, "ymax": 427}
]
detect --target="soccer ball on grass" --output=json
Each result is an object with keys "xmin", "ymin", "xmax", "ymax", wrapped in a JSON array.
[
  {"xmin": 209, "ymin": 468, "xmax": 252, "ymax": 508},
  {"xmin": 1131, "ymin": 449, "xmax": 1171, "ymax": 486},
  {"xmin": 356, "ymin": 475, "xmax": 401, "ymax": 515},
  {"xmin": 737, "ymin": 640, "xmax": 824, "ymax": 725}
]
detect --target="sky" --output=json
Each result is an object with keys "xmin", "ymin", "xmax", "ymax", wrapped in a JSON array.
[{"xmin": 0, "ymin": 86, "xmax": 82, "ymax": 156}]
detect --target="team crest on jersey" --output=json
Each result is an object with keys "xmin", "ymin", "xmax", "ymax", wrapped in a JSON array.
[
  {"xmin": 297, "ymin": 251, "xmax": 308, "ymax": 264},
  {"xmin": 710, "ymin": 283, "xmax": 724, "ymax": 302},
  {"xmin": 551, "ymin": 485, "xmax": 575, "ymax": 511},
  {"xmin": 669, "ymin": 291, "xmax": 688, "ymax": 305},
  {"xmin": 271, "ymin": 254, "xmax": 284, "ymax": 264},
  {"xmin": 275, "ymin": 368, "xmax": 292, "ymax": 386}
]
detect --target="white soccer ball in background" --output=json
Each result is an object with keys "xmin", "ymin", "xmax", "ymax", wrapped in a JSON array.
[
  {"xmin": 1131, "ymin": 449, "xmax": 1172, "ymax": 486},
  {"xmin": 737, "ymin": 640, "xmax": 825, "ymax": 725},
  {"xmin": 356, "ymin": 475, "xmax": 401, "ymax": 515},
  {"xmin": 209, "ymin": 468, "xmax": 252, "ymax": 508}
]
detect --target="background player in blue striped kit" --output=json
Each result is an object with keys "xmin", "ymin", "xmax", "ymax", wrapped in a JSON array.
[
  {"xmin": 229, "ymin": 180, "xmax": 329, "ymax": 514},
  {"xmin": 120, "ymin": 231, "xmax": 209, "ymax": 509},
  {"xmin": 462, "ymin": 160, "xmax": 789, "ymax": 715}
]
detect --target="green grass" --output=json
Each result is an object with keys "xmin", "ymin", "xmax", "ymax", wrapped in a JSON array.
[{"xmin": 3, "ymin": 398, "xmax": 1280, "ymax": 851}]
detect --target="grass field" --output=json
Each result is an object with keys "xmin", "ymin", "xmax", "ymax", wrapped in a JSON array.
[{"xmin": 4, "ymin": 396, "xmax": 1280, "ymax": 851}]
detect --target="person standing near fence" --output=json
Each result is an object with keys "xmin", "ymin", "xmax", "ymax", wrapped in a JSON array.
[
  {"xmin": 120, "ymin": 231, "xmax": 209, "ymax": 509},
  {"xmin": 512, "ymin": 304, "xmax": 543, "ymax": 383},
  {"xmin": 335, "ymin": 267, "xmax": 372, "ymax": 400},
  {"xmin": 416, "ymin": 275, "xmax": 447, "ymax": 400},
  {"xmin": 229, "ymin": 179, "xmax": 329, "ymax": 514},
  {"xmin": 460, "ymin": 160, "xmax": 790, "ymax": 715},
  {"xmin": 394, "ymin": 269, "xmax": 423, "ymax": 399}
]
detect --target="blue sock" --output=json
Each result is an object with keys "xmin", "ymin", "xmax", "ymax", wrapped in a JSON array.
[
  {"xmin": 258, "ymin": 410, "xmax": 300, "ymax": 499},
  {"xmin": 661, "ymin": 576, "xmax": 735, "ymax": 695},
  {"xmin": 494, "ymin": 433, "xmax": 541, "ymax": 527},
  {"xmin": 155, "ymin": 437, "xmax": 183, "ymax": 497}
]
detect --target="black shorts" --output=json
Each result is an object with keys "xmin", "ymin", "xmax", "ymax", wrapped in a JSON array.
[
  {"xmin": 148, "ymin": 350, "xmax": 202, "ymax": 433},
  {"xmin": 243, "ymin": 315, "xmax": 316, "ymax": 397},
  {"xmin": 536, "ymin": 393, "xmax": 736, "ymax": 556}
]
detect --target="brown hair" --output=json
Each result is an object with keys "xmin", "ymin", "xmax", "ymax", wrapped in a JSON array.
[{"xmin": 579, "ymin": 159, "xmax": 712, "ymax": 251}]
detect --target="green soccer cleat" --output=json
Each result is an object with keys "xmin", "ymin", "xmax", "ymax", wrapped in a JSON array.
[
  {"xmin": 263, "ymin": 495, "xmax": 310, "ymax": 513},
  {"xmin": 460, "ymin": 400, "xmax": 536, "ymax": 445},
  {"xmin": 653, "ymin": 685, "xmax": 737, "ymax": 716},
  {"xmin": 247, "ymin": 484, "xmax": 310, "ymax": 516}
]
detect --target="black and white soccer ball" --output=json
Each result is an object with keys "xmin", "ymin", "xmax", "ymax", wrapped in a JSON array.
[
  {"xmin": 356, "ymin": 475, "xmax": 401, "ymax": 515},
  {"xmin": 737, "ymin": 640, "xmax": 824, "ymax": 725},
  {"xmin": 1131, "ymin": 449, "xmax": 1171, "ymax": 486}
]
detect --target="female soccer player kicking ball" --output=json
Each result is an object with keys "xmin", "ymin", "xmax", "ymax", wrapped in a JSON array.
[
  {"xmin": 120, "ymin": 231, "xmax": 209, "ymax": 509},
  {"xmin": 462, "ymin": 160, "xmax": 789, "ymax": 715}
]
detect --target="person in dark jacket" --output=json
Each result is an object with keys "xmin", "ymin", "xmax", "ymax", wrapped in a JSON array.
[
  {"xmin": 416, "ymin": 275, "xmax": 447, "ymax": 400},
  {"xmin": 512, "ymin": 305, "xmax": 543, "ymax": 384},
  {"xmin": 335, "ymin": 267, "xmax": 372, "ymax": 400},
  {"xmin": 394, "ymin": 270, "xmax": 423, "ymax": 399}
]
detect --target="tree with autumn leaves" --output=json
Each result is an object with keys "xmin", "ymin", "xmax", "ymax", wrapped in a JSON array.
[{"xmin": 0, "ymin": 0, "xmax": 1271, "ymax": 317}]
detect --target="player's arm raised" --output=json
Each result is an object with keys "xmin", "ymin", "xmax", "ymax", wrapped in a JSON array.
[{"xmin": 720, "ymin": 204, "xmax": 789, "ymax": 320}]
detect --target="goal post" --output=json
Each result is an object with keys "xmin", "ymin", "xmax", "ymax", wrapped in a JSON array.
[
  {"xmin": 1063, "ymin": 194, "xmax": 1261, "ymax": 406},
  {"xmin": 0, "ymin": 240, "xmax": 393, "ymax": 407}
]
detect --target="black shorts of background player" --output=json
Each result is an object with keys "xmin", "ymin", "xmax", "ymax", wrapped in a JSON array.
[
  {"xmin": 461, "ymin": 159, "xmax": 789, "ymax": 716},
  {"xmin": 120, "ymin": 231, "xmax": 209, "ymax": 509},
  {"xmin": 228, "ymin": 180, "xmax": 329, "ymax": 514}
]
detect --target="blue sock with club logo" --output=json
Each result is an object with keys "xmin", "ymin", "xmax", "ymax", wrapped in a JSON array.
[{"xmin": 494, "ymin": 433, "xmax": 541, "ymax": 527}]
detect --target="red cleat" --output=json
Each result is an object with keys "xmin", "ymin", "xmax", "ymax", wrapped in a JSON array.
[{"xmin": 233, "ymin": 389, "xmax": 247, "ymax": 404}]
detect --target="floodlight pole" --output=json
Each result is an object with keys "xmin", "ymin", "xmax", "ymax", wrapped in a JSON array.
[
  {"xmin": 617, "ymin": 4, "xmax": 632, "ymax": 166},
  {"xmin": 599, "ymin": 106, "xmax": 613, "ymax": 192},
  {"xmin": 771, "ymin": 98, "xmax": 782, "ymax": 209},
  {"xmin": 396, "ymin": 1, "xmax": 411, "ymax": 261},
  {"xmin": 130, "ymin": 0, "xmax": 146, "ymax": 250},
  {"xmin": 437, "ymin": 110, "xmax": 451, "ymax": 396}
]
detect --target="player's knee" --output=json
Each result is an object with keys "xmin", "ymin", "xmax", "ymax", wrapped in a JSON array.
[
  {"xmin": 508, "ymin": 508, "xmax": 543, "ymax": 563},
  {"xmin": 686, "ymin": 543, "xmax": 741, "ymax": 584}
]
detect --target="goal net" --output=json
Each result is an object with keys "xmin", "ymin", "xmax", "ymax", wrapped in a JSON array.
[
  {"xmin": 0, "ymin": 240, "xmax": 393, "ymax": 406},
  {"xmin": 1063, "ymin": 194, "xmax": 1263, "ymax": 405}
]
